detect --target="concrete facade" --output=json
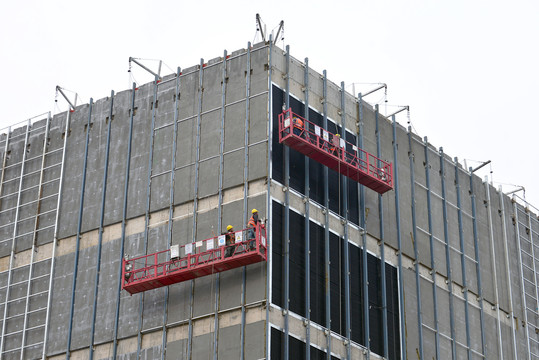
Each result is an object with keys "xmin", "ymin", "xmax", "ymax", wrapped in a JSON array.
[{"xmin": 0, "ymin": 40, "xmax": 537, "ymax": 359}]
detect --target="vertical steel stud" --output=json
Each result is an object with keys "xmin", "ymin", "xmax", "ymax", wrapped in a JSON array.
[
  {"xmin": 65, "ymin": 101, "xmax": 89, "ymax": 359},
  {"xmin": 112, "ymin": 83, "xmax": 136, "ymax": 359},
  {"xmin": 392, "ymin": 115, "xmax": 406, "ymax": 359},
  {"xmin": 283, "ymin": 44, "xmax": 290, "ymax": 360},
  {"xmin": 340, "ymin": 82, "xmax": 351, "ymax": 360},
  {"xmin": 303, "ymin": 57, "xmax": 311, "ymax": 360},
  {"xmin": 407, "ymin": 127, "xmax": 424, "ymax": 359},
  {"xmin": 468, "ymin": 168, "xmax": 487, "ymax": 357},
  {"xmin": 424, "ymin": 137, "xmax": 440, "ymax": 359},
  {"xmin": 439, "ymin": 148, "xmax": 456, "ymax": 360},
  {"xmin": 89, "ymin": 91, "xmax": 114, "ymax": 359}
]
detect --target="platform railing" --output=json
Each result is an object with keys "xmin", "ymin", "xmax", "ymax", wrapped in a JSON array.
[
  {"xmin": 122, "ymin": 223, "xmax": 267, "ymax": 292},
  {"xmin": 278, "ymin": 108, "xmax": 393, "ymax": 189}
]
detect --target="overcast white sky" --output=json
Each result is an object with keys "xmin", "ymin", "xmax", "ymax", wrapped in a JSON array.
[{"xmin": 1, "ymin": 0, "xmax": 538, "ymax": 209}]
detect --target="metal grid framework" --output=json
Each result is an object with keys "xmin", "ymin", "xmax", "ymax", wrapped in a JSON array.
[
  {"xmin": 0, "ymin": 113, "xmax": 66, "ymax": 359},
  {"xmin": 122, "ymin": 224, "xmax": 267, "ymax": 294},
  {"xmin": 515, "ymin": 202, "xmax": 539, "ymax": 359},
  {"xmin": 277, "ymin": 108, "xmax": 393, "ymax": 194}
]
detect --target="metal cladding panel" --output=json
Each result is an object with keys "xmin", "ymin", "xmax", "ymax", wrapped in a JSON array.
[
  {"xmin": 489, "ymin": 186, "xmax": 510, "ymax": 311},
  {"xmin": 403, "ymin": 268, "xmax": 420, "ymax": 357},
  {"xmin": 244, "ymin": 321, "xmax": 265, "ymax": 359},
  {"xmin": 201, "ymin": 62, "xmax": 223, "ymax": 113},
  {"xmin": 198, "ymin": 157, "xmax": 219, "ymax": 199},
  {"xmin": 176, "ymin": 117, "xmax": 196, "ymax": 168},
  {"xmin": 468, "ymin": 303, "xmax": 483, "ymax": 354},
  {"xmin": 500, "ymin": 322, "xmax": 513, "ymax": 359},
  {"xmin": 152, "ymin": 118, "xmax": 175, "ymax": 178},
  {"xmin": 174, "ymin": 165, "xmax": 195, "ymax": 204},
  {"xmin": 141, "ymin": 224, "xmax": 167, "ymax": 331},
  {"xmin": 465, "ymin": 257, "xmax": 479, "ymax": 295},
  {"xmin": 103, "ymin": 92, "xmax": 130, "ymax": 226},
  {"xmin": 153, "ymin": 82, "xmax": 175, "ymax": 129},
  {"xmin": 93, "ymin": 238, "xmax": 121, "ymax": 344},
  {"xmin": 224, "ymin": 101, "xmax": 246, "ymax": 154},
  {"xmin": 249, "ymin": 94, "xmax": 268, "ymax": 145},
  {"xmin": 166, "ymin": 280, "xmax": 191, "ymax": 325},
  {"xmin": 71, "ymin": 244, "xmax": 97, "ymax": 349},
  {"xmin": 248, "ymin": 143, "xmax": 267, "ymax": 182},
  {"xmin": 218, "ymin": 324, "xmax": 241, "ymax": 359},
  {"xmin": 223, "ymin": 150, "xmax": 244, "ymax": 190},
  {"xmin": 192, "ymin": 275, "xmax": 215, "ymax": 318},
  {"xmin": 47, "ymin": 251, "xmax": 75, "ymax": 354},
  {"xmin": 195, "ymin": 208, "xmax": 217, "ymax": 243},
  {"xmin": 192, "ymin": 332, "xmax": 213, "ymax": 359},
  {"xmin": 126, "ymin": 87, "xmax": 152, "ymax": 220},
  {"xmin": 250, "ymin": 46, "xmax": 269, "ymax": 95},
  {"xmin": 415, "ymin": 188, "xmax": 433, "ymax": 267},
  {"xmin": 80, "ymin": 99, "xmax": 109, "ymax": 234},
  {"xmin": 165, "ymin": 338, "xmax": 188, "ymax": 359},
  {"xmin": 199, "ymin": 110, "xmax": 220, "ymax": 162},
  {"xmin": 419, "ymin": 276, "xmax": 435, "ymax": 329},
  {"xmin": 225, "ymin": 52, "xmax": 248, "ymax": 105},
  {"xmin": 484, "ymin": 313, "xmax": 500, "ymax": 359},
  {"xmin": 422, "ymin": 328, "xmax": 437, "ymax": 360},
  {"xmin": 475, "ymin": 189, "xmax": 495, "ymax": 304},
  {"xmin": 118, "ymin": 232, "xmax": 145, "ymax": 339},
  {"xmin": 150, "ymin": 172, "xmax": 172, "ymax": 212},
  {"xmin": 453, "ymin": 296, "xmax": 467, "ymax": 345}
]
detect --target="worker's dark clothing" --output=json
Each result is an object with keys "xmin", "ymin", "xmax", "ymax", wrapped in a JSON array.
[
  {"xmin": 247, "ymin": 213, "xmax": 259, "ymax": 250},
  {"xmin": 224, "ymin": 230, "xmax": 235, "ymax": 257}
]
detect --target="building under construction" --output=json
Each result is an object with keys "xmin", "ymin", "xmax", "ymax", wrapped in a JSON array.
[{"xmin": 0, "ymin": 39, "xmax": 538, "ymax": 360}]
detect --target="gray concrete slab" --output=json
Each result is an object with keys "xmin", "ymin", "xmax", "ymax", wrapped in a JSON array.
[
  {"xmin": 198, "ymin": 157, "xmax": 219, "ymax": 199},
  {"xmin": 218, "ymin": 324, "xmax": 241, "ymax": 359},
  {"xmin": 118, "ymin": 232, "xmax": 145, "ymax": 339},
  {"xmin": 173, "ymin": 165, "xmax": 195, "ymax": 205},
  {"xmin": 165, "ymin": 338, "xmax": 187, "ymax": 360},
  {"xmin": 71, "ymin": 245, "xmax": 97, "ymax": 349},
  {"xmin": 201, "ymin": 62, "xmax": 223, "ymax": 113},
  {"xmin": 250, "ymin": 47, "xmax": 269, "ymax": 96},
  {"xmin": 141, "ymin": 224, "xmax": 168, "ymax": 331},
  {"xmin": 94, "ymin": 238, "xmax": 121, "ymax": 344},
  {"xmin": 225, "ymin": 53, "xmax": 248, "ymax": 105},
  {"xmin": 223, "ymin": 150, "xmax": 244, "ymax": 190},
  {"xmin": 192, "ymin": 332, "xmax": 213, "ymax": 359},
  {"xmin": 224, "ymin": 101, "xmax": 246, "ymax": 154},
  {"xmin": 47, "ymin": 251, "xmax": 75, "ymax": 354},
  {"xmin": 150, "ymin": 173, "xmax": 172, "ymax": 212},
  {"xmin": 199, "ymin": 110, "xmax": 221, "ymax": 162},
  {"xmin": 248, "ymin": 143, "xmax": 267, "ymax": 182}
]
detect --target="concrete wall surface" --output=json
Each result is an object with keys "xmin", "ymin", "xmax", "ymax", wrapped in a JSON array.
[
  {"xmin": 0, "ymin": 42, "xmax": 271, "ymax": 359},
  {"xmin": 0, "ymin": 40, "xmax": 538, "ymax": 360}
]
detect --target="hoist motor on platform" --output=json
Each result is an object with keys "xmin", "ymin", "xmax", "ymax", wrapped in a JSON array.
[
  {"xmin": 278, "ymin": 108, "xmax": 393, "ymax": 194},
  {"xmin": 122, "ymin": 223, "xmax": 267, "ymax": 295}
]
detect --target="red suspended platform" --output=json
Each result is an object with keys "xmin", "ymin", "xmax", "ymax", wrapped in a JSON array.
[
  {"xmin": 278, "ymin": 108, "xmax": 393, "ymax": 194},
  {"xmin": 122, "ymin": 224, "xmax": 267, "ymax": 295}
]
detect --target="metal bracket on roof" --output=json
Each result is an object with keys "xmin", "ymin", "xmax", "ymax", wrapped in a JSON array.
[
  {"xmin": 55, "ymin": 86, "xmax": 78, "ymax": 112},
  {"xmin": 256, "ymin": 14, "xmax": 284, "ymax": 44},
  {"xmin": 128, "ymin": 57, "xmax": 163, "ymax": 81}
]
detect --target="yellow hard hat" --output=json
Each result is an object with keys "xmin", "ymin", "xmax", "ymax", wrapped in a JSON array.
[
  {"xmin": 335, "ymin": 134, "xmax": 340, "ymax": 137},
  {"xmin": 226, "ymin": 225, "xmax": 233, "ymax": 231},
  {"xmin": 252, "ymin": 209, "xmax": 258, "ymax": 214}
]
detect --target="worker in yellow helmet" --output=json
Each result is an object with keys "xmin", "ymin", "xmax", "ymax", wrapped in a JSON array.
[
  {"xmin": 247, "ymin": 209, "xmax": 260, "ymax": 250},
  {"xmin": 223, "ymin": 225, "xmax": 235, "ymax": 258},
  {"xmin": 330, "ymin": 133, "xmax": 341, "ymax": 157}
]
